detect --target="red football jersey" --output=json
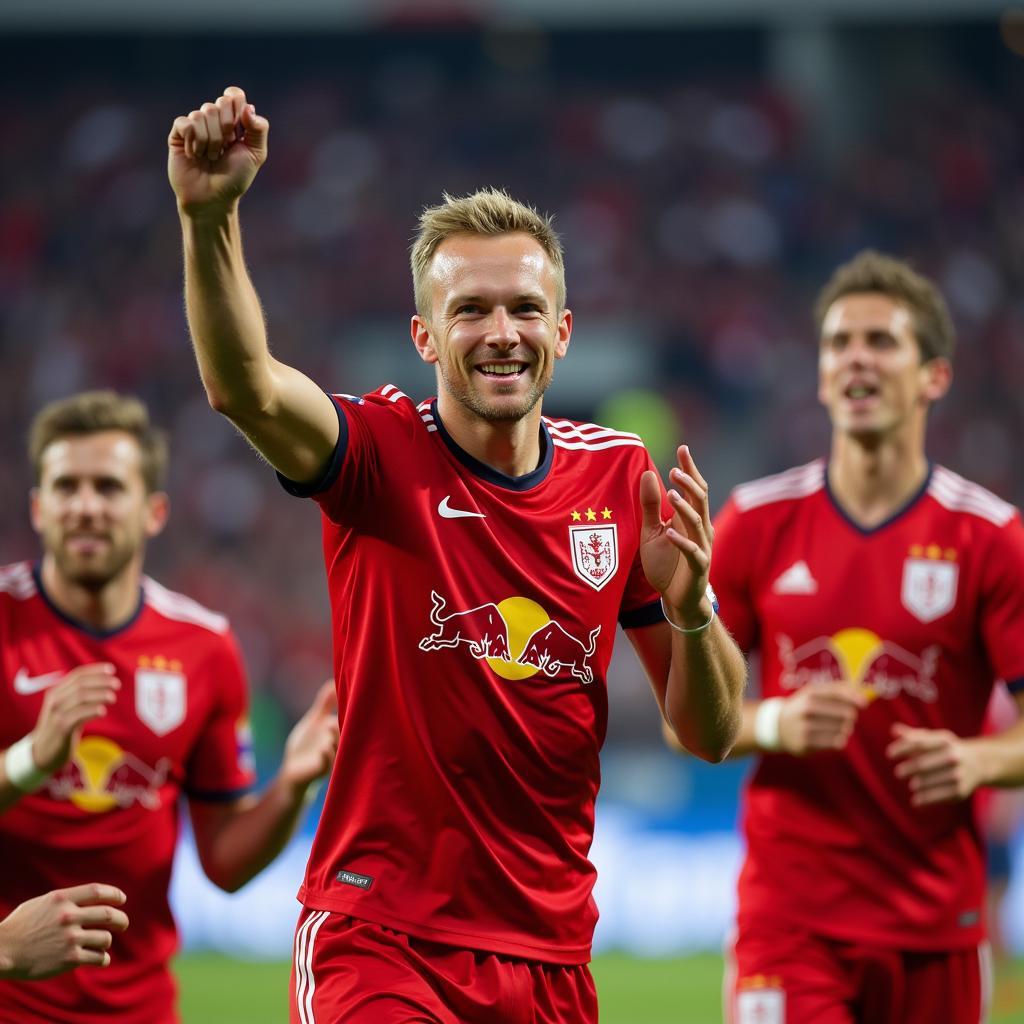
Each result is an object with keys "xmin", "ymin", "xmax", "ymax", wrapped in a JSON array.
[
  {"xmin": 281, "ymin": 388, "xmax": 664, "ymax": 963},
  {"xmin": 0, "ymin": 562, "xmax": 255, "ymax": 1024},
  {"xmin": 711, "ymin": 460, "xmax": 1024, "ymax": 950}
]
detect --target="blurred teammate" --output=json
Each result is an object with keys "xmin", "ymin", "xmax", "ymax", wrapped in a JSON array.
[
  {"xmin": 0, "ymin": 884, "xmax": 129, "ymax": 980},
  {"xmin": 168, "ymin": 86, "xmax": 745, "ymax": 1023},
  {"xmin": 0, "ymin": 391, "xmax": 339, "ymax": 1024},
  {"xmin": 706, "ymin": 253, "xmax": 1024, "ymax": 1023}
]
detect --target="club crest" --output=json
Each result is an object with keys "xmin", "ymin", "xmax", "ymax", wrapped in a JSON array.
[
  {"xmin": 569, "ymin": 523, "xmax": 619, "ymax": 592},
  {"xmin": 901, "ymin": 558, "xmax": 958, "ymax": 623},
  {"xmin": 135, "ymin": 669, "xmax": 187, "ymax": 736}
]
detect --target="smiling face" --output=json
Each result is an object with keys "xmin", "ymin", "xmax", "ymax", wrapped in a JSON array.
[
  {"xmin": 818, "ymin": 292, "xmax": 951, "ymax": 444},
  {"xmin": 411, "ymin": 232, "xmax": 572, "ymax": 425},
  {"xmin": 31, "ymin": 431, "xmax": 168, "ymax": 592}
]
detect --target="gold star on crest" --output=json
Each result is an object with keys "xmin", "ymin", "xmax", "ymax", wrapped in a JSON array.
[
  {"xmin": 585, "ymin": 508, "xmax": 597, "ymax": 522},
  {"xmin": 601, "ymin": 507, "xmax": 612, "ymax": 520},
  {"xmin": 571, "ymin": 510, "xmax": 582, "ymax": 522}
]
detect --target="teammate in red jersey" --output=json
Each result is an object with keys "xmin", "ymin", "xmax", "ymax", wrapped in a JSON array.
[
  {"xmin": 168, "ymin": 86, "xmax": 745, "ymax": 1023},
  {"xmin": 706, "ymin": 252, "xmax": 1024, "ymax": 1024},
  {"xmin": 0, "ymin": 391, "xmax": 340, "ymax": 1024}
]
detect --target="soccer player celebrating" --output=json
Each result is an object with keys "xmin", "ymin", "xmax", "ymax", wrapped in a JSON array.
[
  {"xmin": 168, "ymin": 87, "xmax": 745, "ymax": 1023},
  {"xmin": 709, "ymin": 253, "xmax": 1024, "ymax": 1024},
  {"xmin": 0, "ymin": 391, "xmax": 340, "ymax": 1024}
]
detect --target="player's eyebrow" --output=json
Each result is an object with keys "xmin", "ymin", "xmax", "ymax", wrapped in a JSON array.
[{"xmin": 446, "ymin": 291, "xmax": 547, "ymax": 311}]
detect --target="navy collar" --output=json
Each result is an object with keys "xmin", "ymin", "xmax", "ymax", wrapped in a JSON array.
[
  {"xmin": 32, "ymin": 562, "xmax": 145, "ymax": 639},
  {"xmin": 430, "ymin": 399, "xmax": 553, "ymax": 491},
  {"xmin": 824, "ymin": 461, "xmax": 933, "ymax": 536}
]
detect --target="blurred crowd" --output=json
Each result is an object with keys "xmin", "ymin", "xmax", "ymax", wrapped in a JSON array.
[{"xmin": 2, "ymin": 28, "xmax": 1022, "ymax": 754}]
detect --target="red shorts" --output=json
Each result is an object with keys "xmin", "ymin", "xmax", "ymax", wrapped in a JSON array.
[
  {"xmin": 725, "ymin": 918, "xmax": 992, "ymax": 1024},
  {"xmin": 289, "ymin": 907, "xmax": 597, "ymax": 1024}
]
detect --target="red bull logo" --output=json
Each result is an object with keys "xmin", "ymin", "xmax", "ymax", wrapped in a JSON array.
[
  {"xmin": 777, "ymin": 628, "xmax": 939, "ymax": 703},
  {"xmin": 419, "ymin": 591, "xmax": 601, "ymax": 685},
  {"xmin": 45, "ymin": 735, "xmax": 170, "ymax": 812}
]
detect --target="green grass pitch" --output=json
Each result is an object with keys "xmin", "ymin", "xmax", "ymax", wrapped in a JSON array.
[{"xmin": 175, "ymin": 951, "xmax": 1024, "ymax": 1023}]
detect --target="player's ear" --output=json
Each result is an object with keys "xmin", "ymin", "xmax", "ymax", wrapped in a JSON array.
[
  {"xmin": 554, "ymin": 308, "xmax": 572, "ymax": 360},
  {"xmin": 144, "ymin": 492, "xmax": 170, "ymax": 539},
  {"xmin": 411, "ymin": 315, "xmax": 438, "ymax": 365},
  {"xmin": 28, "ymin": 488, "xmax": 42, "ymax": 535},
  {"xmin": 920, "ymin": 356, "xmax": 952, "ymax": 404}
]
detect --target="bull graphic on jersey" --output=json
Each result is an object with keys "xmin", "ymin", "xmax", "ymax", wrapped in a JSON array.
[
  {"xmin": 418, "ymin": 591, "xmax": 511, "ymax": 660},
  {"xmin": 777, "ymin": 629, "xmax": 940, "ymax": 704},
  {"xmin": 418, "ymin": 591, "xmax": 600, "ymax": 685},
  {"xmin": 569, "ymin": 523, "xmax": 618, "ymax": 592},
  {"xmin": 516, "ymin": 621, "xmax": 601, "ymax": 684},
  {"xmin": 45, "ymin": 736, "xmax": 171, "ymax": 812}
]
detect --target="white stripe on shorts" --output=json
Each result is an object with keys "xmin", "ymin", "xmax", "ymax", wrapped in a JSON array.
[
  {"xmin": 294, "ymin": 910, "xmax": 330, "ymax": 1024},
  {"xmin": 978, "ymin": 940, "xmax": 993, "ymax": 1024}
]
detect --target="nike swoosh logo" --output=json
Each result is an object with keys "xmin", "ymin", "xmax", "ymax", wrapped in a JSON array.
[
  {"xmin": 13, "ymin": 668, "xmax": 64, "ymax": 695},
  {"xmin": 437, "ymin": 496, "xmax": 486, "ymax": 520}
]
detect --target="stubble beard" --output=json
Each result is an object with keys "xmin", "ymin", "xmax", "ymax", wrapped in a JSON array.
[
  {"xmin": 52, "ymin": 536, "xmax": 137, "ymax": 593},
  {"xmin": 439, "ymin": 363, "xmax": 552, "ymax": 424}
]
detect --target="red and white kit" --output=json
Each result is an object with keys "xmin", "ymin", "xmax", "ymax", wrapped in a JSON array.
[
  {"xmin": 713, "ymin": 460, "xmax": 1024, "ymax": 1022},
  {"xmin": 0, "ymin": 562, "xmax": 255, "ymax": 1024},
  {"xmin": 282, "ymin": 387, "xmax": 665, "ymax": 969}
]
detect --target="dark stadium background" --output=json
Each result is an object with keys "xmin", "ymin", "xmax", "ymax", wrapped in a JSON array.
[{"xmin": 1, "ymin": 2, "xmax": 1022, "ymax": 1019}]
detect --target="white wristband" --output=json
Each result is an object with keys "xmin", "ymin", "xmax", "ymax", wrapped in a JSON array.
[
  {"xmin": 661, "ymin": 597, "xmax": 716, "ymax": 636},
  {"xmin": 754, "ymin": 698, "xmax": 785, "ymax": 752},
  {"xmin": 4, "ymin": 735, "xmax": 49, "ymax": 793}
]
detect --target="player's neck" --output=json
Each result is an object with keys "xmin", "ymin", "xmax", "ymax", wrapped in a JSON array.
[
  {"xmin": 436, "ymin": 397, "xmax": 544, "ymax": 478},
  {"xmin": 827, "ymin": 435, "xmax": 929, "ymax": 529},
  {"xmin": 39, "ymin": 555, "xmax": 143, "ymax": 632}
]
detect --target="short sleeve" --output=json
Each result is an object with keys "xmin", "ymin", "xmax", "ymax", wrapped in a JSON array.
[
  {"xmin": 184, "ymin": 630, "xmax": 257, "ymax": 802},
  {"xmin": 277, "ymin": 389, "xmax": 420, "ymax": 526},
  {"xmin": 979, "ymin": 514, "xmax": 1024, "ymax": 694},
  {"xmin": 709, "ymin": 495, "xmax": 759, "ymax": 653}
]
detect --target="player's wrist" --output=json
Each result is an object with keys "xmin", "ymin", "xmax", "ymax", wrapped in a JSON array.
[
  {"xmin": 661, "ymin": 595, "xmax": 715, "ymax": 635},
  {"xmin": 4, "ymin": 734, "xmax": 51, "ymax": 793},
  {"xmin": 177, "ymin": 198, "xmax": 241, "ymax": 228},
  {"xmin": 753, "ymin": 698, "xmax": 786, "ymax": 753}
]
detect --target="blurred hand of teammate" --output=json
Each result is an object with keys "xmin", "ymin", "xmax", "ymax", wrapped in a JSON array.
[
  {"xmin": 0, "ymin": 884, "xmax": 128, "ymax": 980},
  {"xmin": 167, "ymin": 86, "xmax": 269, "ymax": 214},
  {"xmin": 280, "ymin": 681, "xmax": 340, "ymax": 794},
  {"xmin": 31, "ymin": 664, "xmax": 120, "ymax": 775},
  {"xmin": 886, "ymin": 723, "xmax": 982, "ymax": 806},
  {"xmin": 639, "ymin": 445, "xmax": 715, "ymax": 628},
  {"xmin": 776, "ymin": 682, "xmax": 867, "ymax": 755}
]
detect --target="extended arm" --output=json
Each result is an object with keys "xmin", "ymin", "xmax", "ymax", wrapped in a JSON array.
[
  {"xmin": 189, "ymin": 681, "xmax": 338, "ymax": 892},
  {"xmin": 633, "ymin": 446, "xmax": 745, "ymax": 762},
  {"xmin": 168, "ymin": 87, "xmax": 338, "ymax": 483}
]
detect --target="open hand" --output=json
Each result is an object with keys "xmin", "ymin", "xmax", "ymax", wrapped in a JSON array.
[
  {"xmin": 280, "ymin": 681, "xmax": 340, "ymax": 792},
  {"xmin": 639, "ymin": 445, "xmax": 714, "ymax": 628}
]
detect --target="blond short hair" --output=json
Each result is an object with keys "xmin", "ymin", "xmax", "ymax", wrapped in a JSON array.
[
  {"xmin": 814, "ymin": 250, "xmax": 956, "ymax": 363},
  {"xmin": 410, "ymin": 188, "xmax": 566, "ymax": 317},
  {"xmin": 29, "ymin": 391, "xmax": 168, "ymax": 493}
]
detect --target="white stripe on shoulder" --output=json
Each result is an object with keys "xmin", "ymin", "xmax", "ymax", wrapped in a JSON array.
[
  {"xmin": 142, "ymin": 578, "xmax": 229, "ymax": 635},
  {"xmin": 378, "ymin": 384, "xmax": 409, "ymax": 404},
  {"xmin": 551, "ymin": 436, "xmax": 646, "ymax": 452},
  {"xmin": 544, "ymin": 417, "xmax": 643, "ymax": 442},
  {"xmin": 544, "ymin": 417, "xmax": 644, "ymax": 451},
  {"xmin": 929, "ymin": 467, "xmax": 1018, "ymax": 527},
  {"xmin": 418, "ymin": 401, "xmax": 438, "ymax": 433},
  {"xmin": 0, "ymin": 562, "xmax": 37, "ymax": 601},
  {"xmin": 732, "ymin": 460, "xmax": 825, "ymax": 512}
]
